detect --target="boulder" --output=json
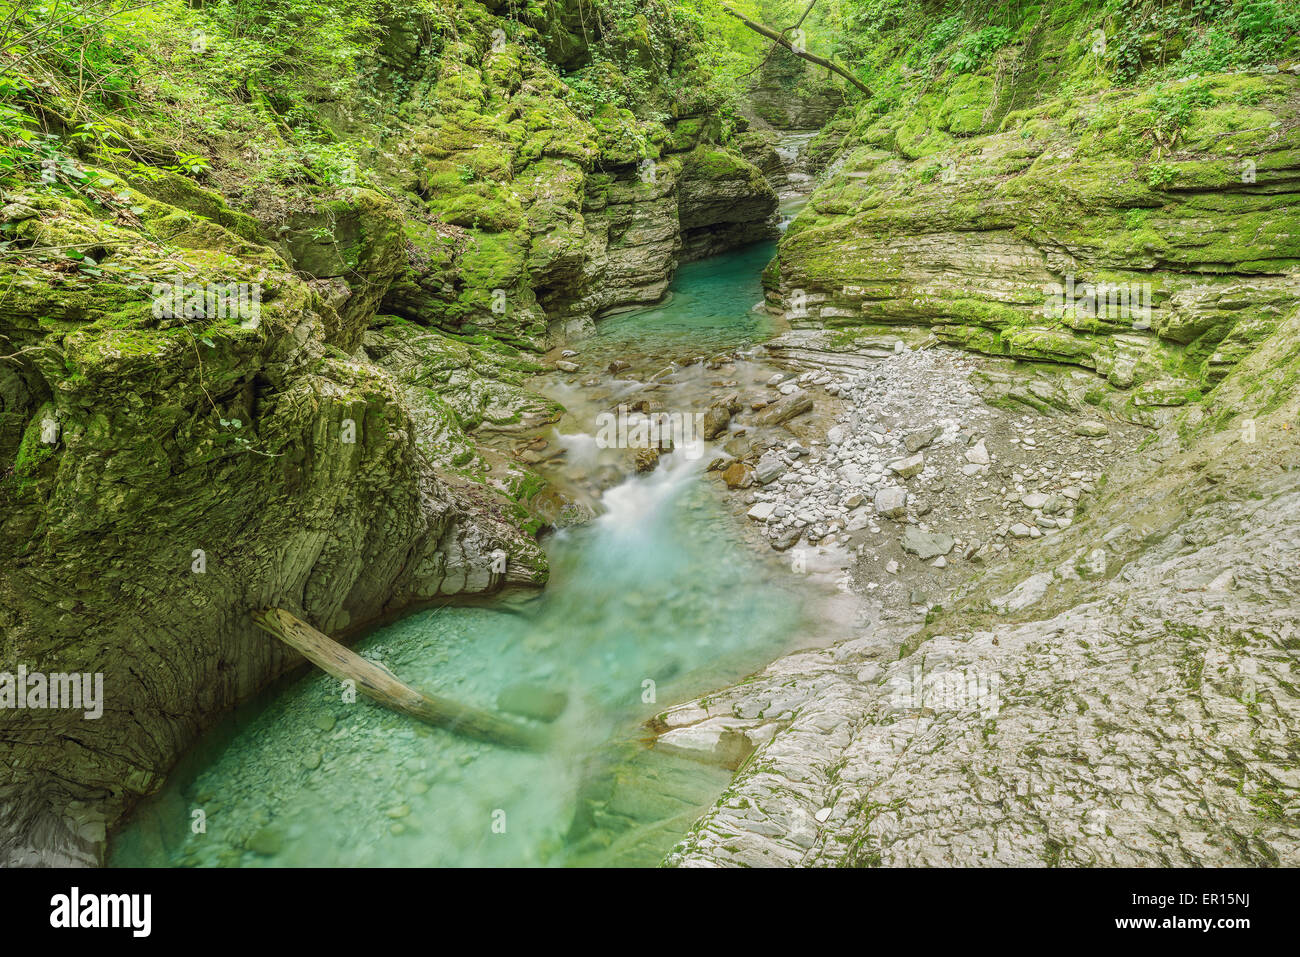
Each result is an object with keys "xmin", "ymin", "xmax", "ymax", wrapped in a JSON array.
[{"xmin": 722, "ymin": 462, "xmax": 754, "ymax": 488}]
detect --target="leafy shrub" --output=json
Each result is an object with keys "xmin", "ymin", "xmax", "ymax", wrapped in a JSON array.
[
  {"xmin": 949, "ymin": 26, "xmax": 1014, "ymax": 74},
  {"xmin": 1147, "ymin": 161, "xmax": 1177, "ymax": 188}
]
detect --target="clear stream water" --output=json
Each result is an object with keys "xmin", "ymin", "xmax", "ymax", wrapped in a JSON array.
[{"xmin": 112, "ymin": 165, "xmax": 840, "ymax": 868}]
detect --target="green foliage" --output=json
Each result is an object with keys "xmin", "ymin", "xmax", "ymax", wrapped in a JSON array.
[
  {"xmin": 1143, "ymin": 79, "xmax": 1216, "ymax": 150},
  {"xmin": 557, "ymin": 0, "xmax": 749, "ymax": 125},
  {"xmin": 921, "ymin": 16, "xmax": 964, "ymax": 61},
  {"xmin": 202, "ymin": 0, "xmax": 387, "ymax": 94},
  {"xmin": 949, "ymin": 26, "xmax": 1014, "ymax": 74},
  {"xmin": 1107, "ymin": 0, "xmax": 1300, "ymax": 81},
  {"xmin": 1147, "ymin": 160, "xmax": 1177, "ymax": 188}
]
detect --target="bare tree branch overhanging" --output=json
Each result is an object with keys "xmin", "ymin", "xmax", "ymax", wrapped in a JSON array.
[{"xmin": 721, "ymin": 2, "xmax": 870, "ymax": 95}]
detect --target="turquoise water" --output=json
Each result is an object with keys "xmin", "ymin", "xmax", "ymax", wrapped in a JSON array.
[
  {"xmin": 593, "ymin": 241, "xmax": 777, "ymax": 354},
  {"xmin": 109, "ymin": 238, "xmax": 833, "ymax": 868}
]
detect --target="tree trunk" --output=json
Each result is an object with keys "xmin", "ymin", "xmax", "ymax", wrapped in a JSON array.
[
  {"xmin": 721, "ymin": 3, "xmax": 870, "ymax": 96},
  {"xmin": 252, "ymin": 607, "xmax": 544, "ymax": 750}
]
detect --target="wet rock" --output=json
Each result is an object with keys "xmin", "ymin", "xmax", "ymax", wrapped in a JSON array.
[
  {"xmin": 722, "ymin": 462, "xmax": 754, "ymax": 489},
  {"xmin": 771, "ymin": 527, "xmax": 801, "ymax": 551},
  {"xmin": 656, "ymin": 719, "xmax": 773, "ymax": 770},
  {"xmin": 247, "ymin": 826, "xmax": 284, "ymax": 857},
  {"xmin": 703, "ymin": 403, "xmax": 732, "ymax": 440},
  {"xmin": 723, "ymin": 436, "xmax": 751, "ymax": 458},
  {"xmin": 634, "ymin": 448, "xmax": 660, "ymax": 472},
  {"xmin": 554, "ymin": 360, "xmax": 580, "ymax": 373}
]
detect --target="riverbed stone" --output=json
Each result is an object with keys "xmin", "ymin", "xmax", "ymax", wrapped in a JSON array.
[
  {"xmin": 755, "ymin": 451, "xmax": 786, "ymax": 484},
  {"xmin": 247, "ymin": 826, "xmax": 284, "ymax": 857},
  {"xmin": 722, "ymin": 462, "xmax": 754, "ymax": 489},
  {"xmin": 903, "ymin": 425, "xmax": 940, "ymax": 453},
  {"xmin": 899, "ymin": 527, "xmax": 954, "ymax": 559},
  {"xmin": 873, "ymin": 486, "xmax": 908, "ymax": 519},
  {"xmin": 703, "ymin": 403, "xmax": 732, "ymax": 440},
  {"xmin": 888, "ymin": 453, "xmax": 925, "ymax": 479},
  {"xmin": 757, "ymin": 389, "xmax": 813, "ymax": 425}
]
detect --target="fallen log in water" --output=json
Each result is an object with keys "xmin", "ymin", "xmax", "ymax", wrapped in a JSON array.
[{"xmin": 252, "ymin": 607, "xmax": 544, "ymax": 750}]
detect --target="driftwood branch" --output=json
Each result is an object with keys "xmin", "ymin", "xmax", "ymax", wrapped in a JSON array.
[
  {"xmin": 253, "ymin": 607, "xmax": 544, "ymax": 750},
  {"xmin": 721, "ymin": 2, "xmax": 870, "ymax": 95}
]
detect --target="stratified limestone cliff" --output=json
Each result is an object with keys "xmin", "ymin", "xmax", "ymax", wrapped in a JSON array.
[{"xmin": 763, "ymin": 0, "xmax": 1300, "ymax": 426}]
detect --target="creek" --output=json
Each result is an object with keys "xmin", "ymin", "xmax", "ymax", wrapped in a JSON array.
[{"xmin": 109, "ymin": 135, "xmax": 843, "ymax": 868}]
